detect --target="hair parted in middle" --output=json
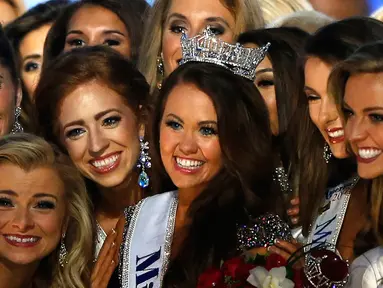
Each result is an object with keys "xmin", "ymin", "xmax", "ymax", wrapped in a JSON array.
[
  {"xmin": 0, "ymin": 132, "xmax": 94, "ymax": 288},
  {"xmin": 35, "ymin": 45, "xmax": 149, "ymax": 151},
  {"xmin": 138, "ymin": 0, "xmax": 265, "ymax": 93},
  {"xmin": 151, "ymin": 62, "xmax": 277, "ymax": 287}
]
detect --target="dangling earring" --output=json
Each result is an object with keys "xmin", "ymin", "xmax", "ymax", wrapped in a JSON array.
[
  {"xmin": 137, "ymin": 137, "xmax": 151, "ymax": 188},
  {"xmin": 10, "ymin": 106, "xmax": 23, "ymax": 134},
  {"xmin": 156, "ymin": 54, "xmax": 164, "ymax": 90},
  {"xmin": 323, "ymin": 142, "xmax": 332, "ymax": 164},
  {"xmin": 59, "ymin": 233, "xmax": 68, "ymax": 267}
]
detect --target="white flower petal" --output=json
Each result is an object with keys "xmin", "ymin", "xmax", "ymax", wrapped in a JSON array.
[
  {"xmin": 281, "ymin": 278, "xmax": 295, "ymax": 288},
  {"xmin": 247, "ymin": 267, "xmax": 268, "ymax": 287},
  {"xmin": 269, "ymin": 267, "xmax": 287, "ymax": 279}
]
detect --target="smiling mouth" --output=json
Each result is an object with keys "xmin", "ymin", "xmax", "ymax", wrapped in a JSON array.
[
  {"xmin": 357, "ymin": 148, "xmax": 382, "ymax": 163},
  {"xmin": 327, "ymin": 128, "xmax": 345, "ymax": 144},
  {"xmin": 3, "ymin": 234, "xmax": 41, "ymax": 247},
  {"xmin": 175, "ymin": 157, "xmax": 204, "ymax": 170},
  {"xmin": 89, "ymin": 152, "xmax": 121, "ymax": 174}
]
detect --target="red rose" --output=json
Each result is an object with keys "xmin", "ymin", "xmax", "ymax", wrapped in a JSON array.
[
  {"xmin": 293, "ymin": 268, "xmax": 304, "ymax": 288},
  {"xmin": 265, "ymin": 253, "xmax": 287, "ymax": 270},
  {"xmin": 222, "ymin": 257, "xmax": 256, "ymax": 280},
  {"xmin": 197, "ymin": 268, "xmax": 224, "ymax": 288}
]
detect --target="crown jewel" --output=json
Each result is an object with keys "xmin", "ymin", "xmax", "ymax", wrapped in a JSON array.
[{"xmin": 179, "ymin": 27, "xmax": 270, "ymax": 81}]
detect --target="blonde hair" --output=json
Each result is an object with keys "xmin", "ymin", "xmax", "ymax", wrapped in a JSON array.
[
  {"xmin": 260, "ymin": 0, "xmax": 313, "ymax": 25},
  {"xmin": 138, "ymin": 0, "xmax": 264, "ymax": 93},
  {"xmin": 329, "ymin": 42, "xmax": 383, "ymax": 244},
  {"xmin": 371, "ymin": 6, "xmax": 383, "ymax": 22},
  {"xmin": 0, "ymin": 133, "xmax": 94, "ymax": 288},
  {"xmin": 268, "ymin": 10, "xmax": 334, "ymax": 34}
]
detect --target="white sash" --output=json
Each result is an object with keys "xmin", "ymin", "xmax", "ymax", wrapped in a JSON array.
[
  {"xmin": 120, "ymin": 191, "xmax": 178, "ymax": 288},
  {"xmin": 306, "ymin": 177, "xmax": 358, "ymax": 252}
]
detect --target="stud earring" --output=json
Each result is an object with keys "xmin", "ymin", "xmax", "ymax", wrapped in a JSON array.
[
  {"xmin": 11, "ymin": 106, "xmax": 23, "ymax": 134},
  {"xmin": 137, "ymin": 137, "xmax": 151, "ymax": 188},
  {"xmin": 59, "ymin": 233, "xmax": 68, "ymax": 267},
  {"xmin": 323, "ymin": 142, "xmax": 332, "ymax": 164}
]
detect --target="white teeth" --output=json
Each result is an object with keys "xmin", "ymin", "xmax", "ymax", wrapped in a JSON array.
[
  {"xmin": 359, "ymin": 148, "xmax": 382, "ymax": 159},
  {"xmin": 91, "ymin": 154, "xmax": 119, "ymax": 168},
  {"xmin": 5, "ymin": 235, "xmax": 39, "ymax": 243},
  {"xmin": 175, "ymin": 157, "xmax": 204, "ymax": 169},
  {"xmin": 328, "ymin": 130, "xmax": 344, "ymax": 138}
]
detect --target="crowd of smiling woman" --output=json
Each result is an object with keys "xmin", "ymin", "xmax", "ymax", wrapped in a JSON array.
[{"xmin": 1, "ymin": 0, "xmax": 383, "ymax": 287}]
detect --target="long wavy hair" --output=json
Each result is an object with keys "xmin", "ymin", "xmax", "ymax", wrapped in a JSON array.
[
  {"xmin": 5, "ymin": 0, "xmax": 69, "ymax": 132},
  {"xmin": 0, "ymin": 133, "xmax": 94, "ymax": 288},
  {"xmin": 43, "ymin": 0, "xmax": 149, "ymax": 68},
  {"xmin": 138, "ymin": 0, "xmax": 264, "ymax": 93},
  {"xmin": 35, "ymin": 46, "xmax": 150, "ymax": 204},
  {"xmin": 328, "ymin": 42, "xmax": 383, "ymax": 245},
  {"xmin": 292, "ymin": 17, "xmax": 383, "ymax": 236},
  {"xmin": 150, "ymin": 62, "xmax": 276, "ymax": 287}
]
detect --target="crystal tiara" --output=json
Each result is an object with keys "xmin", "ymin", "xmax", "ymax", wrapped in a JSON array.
[{"xmin": 179, "ymin": 27, "xmax": 270, "ymax": 81}]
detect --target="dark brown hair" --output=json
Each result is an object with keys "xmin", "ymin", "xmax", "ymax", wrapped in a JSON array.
[
  {"xmin": 295, "ymin": 17, "xmax": 383, "ymax": 236},
  {"xmin": 43, "ymin": 0, "xmax": 149, "ymax": 68},
  {"xmin": 151, "ymin": 62, "xmax": 276, "ymax": 287}
]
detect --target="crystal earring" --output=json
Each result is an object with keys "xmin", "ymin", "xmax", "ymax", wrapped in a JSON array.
[
  {"xmin": 323, "ymin": 142, "xmax": 332, "ymax": 164},
  {"xmin": 59, "ymin": 233, "xmax": 68, "ymax": 267},
  {"xmin": 10, "ymin": 106, "xmax": 23, "ymax": 134},
  {"xmin": 156, "ymin": 55, "xmax": 164, "ymax": 90},
  {"xmin": 137, "ymin": 137, "xmax": 151, "ymax": 188}
]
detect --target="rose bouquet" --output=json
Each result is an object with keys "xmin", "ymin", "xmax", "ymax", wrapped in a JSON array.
[{"xmin": 197, "ymin": 252, "xmax": 303, "ymax": 288}]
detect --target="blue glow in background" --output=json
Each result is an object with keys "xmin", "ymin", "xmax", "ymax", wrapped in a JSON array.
[{"xmin": 22, "ymin": 0, "xmax": 383, "ymax": 16}]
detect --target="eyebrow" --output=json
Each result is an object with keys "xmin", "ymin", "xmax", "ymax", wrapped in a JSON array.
[
  {"xmin": 63, "ymin": 108, "xmax": 122, "ymax": 130},
  {"xmin": 23, "ymin": 54, "xmax": 41, "ymax": 62},
  {"xmin": 165, "ymin": 114, "xmax": 217, "ymax": 125},
  {"xmin": 67, "ymin": 29, "xmax": 125, "ymax": 37},
  {"xmin": 256, "ymin": 68, "xmax": 273, "ymax": 75},
  {"xmin": 304, "ymin": 86, "xmax": 318, "ymax": 94},
  {"xmin": 199, "ymin": 120, "xmax": 217, "ymax": 126},
  {"xmin": 166, "ymin": 13, "xmax": 230, "ymax": 28},
  {"xmin": 0, "ymin": 190, "xmax": 17, "ymax": 196},
  {"xmin": 33, "ymin": 193, "xmax": 58, "ymax": 201},
  {"xmin": 363, "ymin": 106, "xmax": 383, "ymax": 113},
  {"xmin": 166, "ymin": 113, "xmax": 184, "ymax": 124}
]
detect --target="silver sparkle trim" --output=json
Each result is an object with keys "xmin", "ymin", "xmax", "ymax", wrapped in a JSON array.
[
  {"xmin": 120, "ymin": 199, "xmax": 144, "ymax": 288},
  {"xmin": 159, "ymin": 192, "xmax": 179, "ymax": 284},
  {"xmin": 306, "ymin": 176, "xmax": 359, "ymax": 251},
  {"xmin": 179, "ymin": 27, "xmax": 270, "ymax": 81}
]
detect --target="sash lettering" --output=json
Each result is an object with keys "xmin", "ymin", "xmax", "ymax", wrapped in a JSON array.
[
  {"xmin": 136, "ymin": 248, "xmax": 162, "ymax": 287},
  {"xmin": 313, "ymin": 215, "xmax": 337, "ymax": 244}
]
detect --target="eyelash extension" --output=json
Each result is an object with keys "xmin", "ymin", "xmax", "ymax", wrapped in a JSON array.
[
  {"xmin": 200, "ymin": 125, "xmax": 218, "ymax": 136},
  {"xmin": 256, "ymin": 79, "xmax": 274, "ymax": 87},
  {"xmin": 36, "ymin": 201, "xmax": 56, "ymax": 209},
  {"xmin": 0, "ymin": 197, "xmax": 13, "ymax": 207},
  {"xmin": 103, "ymin": 116, "xmax": 121, "ymax": 127}
]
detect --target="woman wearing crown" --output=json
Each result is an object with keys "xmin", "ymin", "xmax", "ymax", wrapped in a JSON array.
[{"xmin": 112, "ymin": 29, "xmax": 293, "ymax": 288}]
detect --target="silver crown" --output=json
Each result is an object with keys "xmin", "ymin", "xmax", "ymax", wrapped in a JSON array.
[{"xmin": 179, "ymin": 27, "xmax": 270, "ymax": 81}]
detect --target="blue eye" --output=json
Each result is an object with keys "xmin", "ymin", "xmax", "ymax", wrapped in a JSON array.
[
  {"xmin": 66, "ymin": 128, "xmax": 85, "ymax": 140},
  {"xmin": 102, "ymin": 116, "xmax": 121, "ymax": 127},
  {"xmin": 35, "ymin": 201, "xmax": 55, "ymax": 210},
  {"xmin": 200, "ymin": 126, "xmax": 217, "ymax": 136},
  {"xmin": 370, "ymin": 114, "xmax": 383, "ymax": 123},
  {"xmin": 0, "ymin": 197, "xmax": 13, "ymax": 207},
  {"xmin": 165, "ymin": 120, "xmax": 182, "ymax": 130}
]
